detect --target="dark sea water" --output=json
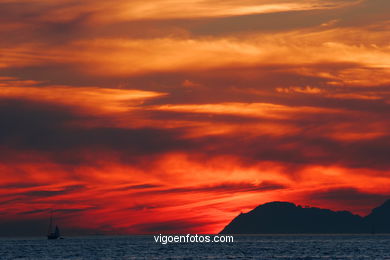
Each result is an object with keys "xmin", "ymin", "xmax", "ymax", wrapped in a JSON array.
[{"xmin": 1, "ymin": 235, "xmax": 389, "ymax": 260}]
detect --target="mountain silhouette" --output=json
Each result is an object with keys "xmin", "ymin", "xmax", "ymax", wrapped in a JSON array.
[
  {"xmin": 365, "ymin": 199, "xmax": 390, "ymax": 233},
  {"xmin": 220, "ymin": 199, "xmax": 390, "ymax": 234}
]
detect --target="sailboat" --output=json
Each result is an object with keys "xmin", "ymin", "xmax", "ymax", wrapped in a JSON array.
[{"xmin": 47, "ymin": 211, "xmax": 61, "ymax": 239}]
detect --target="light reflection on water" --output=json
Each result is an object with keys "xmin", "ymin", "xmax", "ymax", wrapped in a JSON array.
[{"xmin": 0, "ymin": 235, "xmax": 389, "ymax": 259}]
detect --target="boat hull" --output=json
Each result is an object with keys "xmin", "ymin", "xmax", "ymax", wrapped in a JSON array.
[{"xmin": 47, "ymin": 234, "xmax": 60, "ymax": 239}]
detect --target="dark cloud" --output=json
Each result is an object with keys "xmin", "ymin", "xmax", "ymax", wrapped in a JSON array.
[
  {"xmin": 136, "ymin": 181, "xmax": 286, "ymax": 195},
  {"xmin": 18, "ymin": 185, "xmax": 86, "ymax": 198},
  {"xmin": 0, "ymin": 98, "xmax": 193, "ymax": 165},
  {"xmin": 18, "ymin": 209, "xmax": 48, "ymax": 215},
  {"xmin": 192, "ymin": 0, "xmax": 389, "ymax": 36},
  {"xmin": 310, "ymin": 187, "xmax": 390, "ymax": 202},
  {"xmin": 0, "ymin": 182, "xmax": 45, "ymax": 189},
  {"xmin": 110, "ymin": 184, "xmax": 162, "ymax": 192},
  {"xmin": 177, "ymin": 132, "xmax": 390, "ymax": 171},
  {"xmin": 1, "ymin": 92, "xmax": 390, "ymax": 172},
  {"xmin": 18, "ymin": 208, "xmax": 92, "ymax": 215},
  {"xmin": 128, "ymin": 204, "xmax": 159, "ymax": 211},
  {"xmin": 307, "ymin": 187, "xmax": 390, "ymax": 215},
  {"xmin": 192, "ymin": 9, "xmax": 336, "ymax": 35}
]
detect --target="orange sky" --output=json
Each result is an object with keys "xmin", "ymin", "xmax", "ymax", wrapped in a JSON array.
[{"xmin": 0, "ymin": 0, "xmax": 389, "ymax": 235}]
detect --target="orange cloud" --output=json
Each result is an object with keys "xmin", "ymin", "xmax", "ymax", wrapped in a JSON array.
[
  {"xmin": 149, "ymin": 102, "xmax": 343, "ymax": 119},
  {"xmin": 276, "ymin": 86, "xmax": 324, "ymax": 94},
  {"xmin": 2, "ymin": 0, "xmax": 359, "ymax": 24},
  {"xmin": 0, "ymin": 81, "xmax": 166, "ymax": 114},
  {"xmin": 2, "ymin": 27, "xmax": 389, "ymax": 80}
]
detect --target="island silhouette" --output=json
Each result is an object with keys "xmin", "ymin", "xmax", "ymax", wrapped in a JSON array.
[{"xmin": 220, "ymin": 199, "xmax": 390, "ymax": 234}]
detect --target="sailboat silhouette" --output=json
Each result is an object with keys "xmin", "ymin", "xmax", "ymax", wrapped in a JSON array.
[{"xmin": 47, "ymin": 211, "xmax": 61, "ymax": 239}]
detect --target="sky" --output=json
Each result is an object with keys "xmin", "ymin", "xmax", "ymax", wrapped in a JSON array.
[{"xmin": 0, "ymin": 0, "xmax": 389, "ymax": 236}]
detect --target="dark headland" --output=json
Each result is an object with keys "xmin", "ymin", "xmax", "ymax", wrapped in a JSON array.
[{"xmin": 220, "ymin": 199, "xmax": 390, "ymax": 234}]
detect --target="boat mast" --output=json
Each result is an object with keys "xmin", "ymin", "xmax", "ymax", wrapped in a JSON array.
[{"xmin": 48, "ymin": 210, "xmax": 53, "ymax": 235}]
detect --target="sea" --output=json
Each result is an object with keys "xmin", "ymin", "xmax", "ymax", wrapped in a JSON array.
[{"xmin": 1, "ymin": 235, "xmax": 389, "ymax": 260}]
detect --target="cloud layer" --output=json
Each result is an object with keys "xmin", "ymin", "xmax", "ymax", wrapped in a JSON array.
[{"xmin": 0, "ymin": 0, "xmax": 389, "ymax": 235}]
